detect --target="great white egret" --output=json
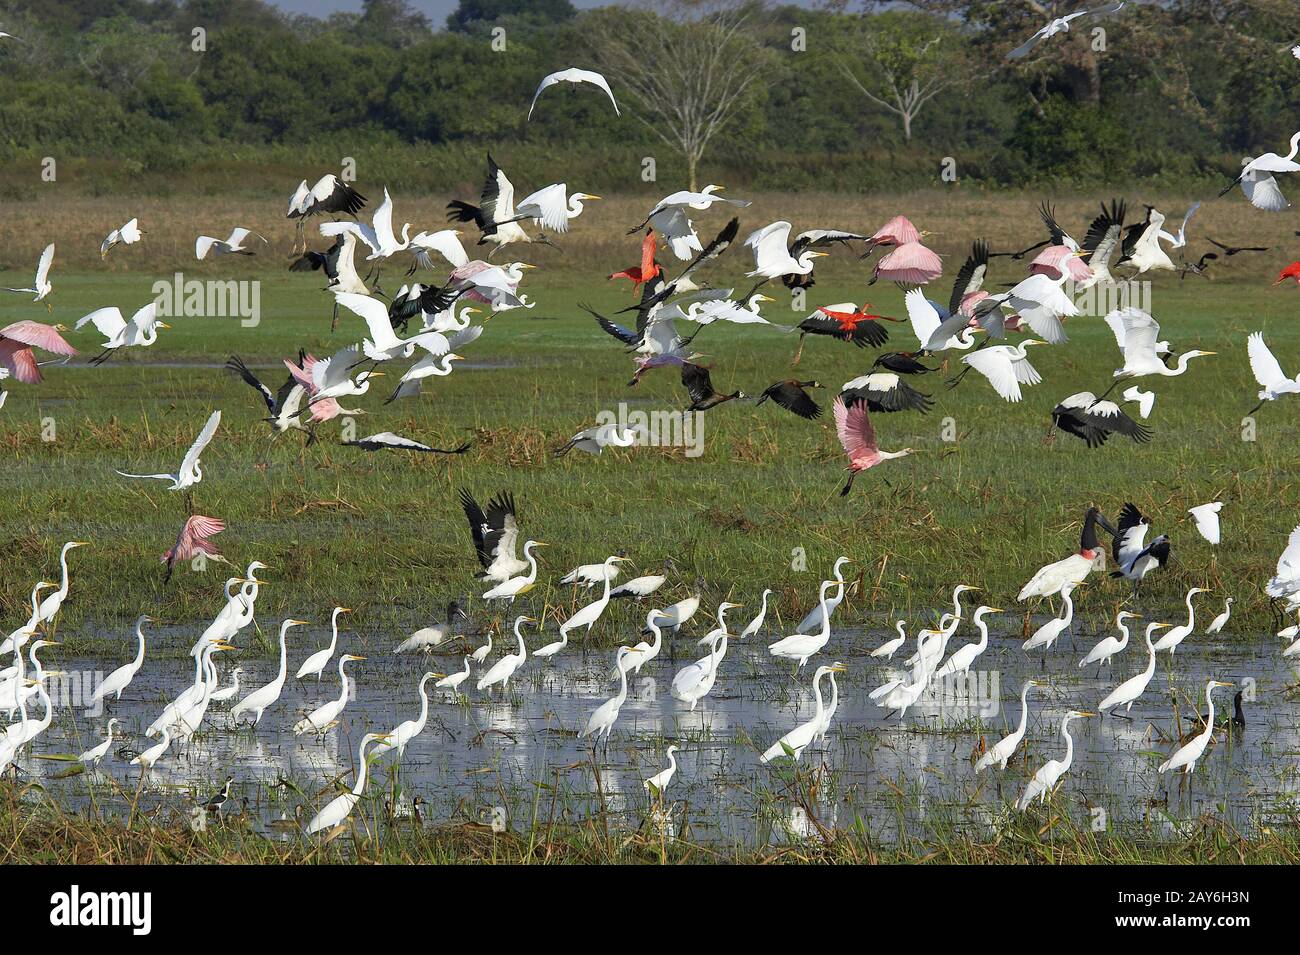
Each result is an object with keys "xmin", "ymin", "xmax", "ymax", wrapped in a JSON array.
[
  {"xmin": 872, "ymin": 621, "xmax": 908, "ymax": 659},
  {"xmin": 305, "ymin": 732, "xmax": 391, "ymax": 835},
  {"xmin": 1102, "ymin": 307, "xmax": 1215, "ymax": 391},
  {"xmin": 77, "ymin": 302, "xmax": 171, "ymax": 365},
  {"xmin": 671, "ymin": 631, "xmax": 727, "ymax": 710},
  {"xmin": 231, "ymin": 619, "xmax": 307, "ymax": 724},
  {"xmin": 554, "ymin": 425, "xmax": 637, "ymax": 456},
  {"xmin": 1006, "ymin": 3, "xmax": 1124, "ymax": 59},
  {"xmin": 581, "ymin": 646, "xmax": 635, "ymax": 744},
  {"xmin": 974, "ymin": 680, "xmax": 1045, "ymax": 772},
  {"xmin": 1247, "ymin": 331, "xmax": 1300, "ymax": 414},
  {"xmin": 483, "ymin": 541, "xmax": 547, "ymax": 601},
  {"xmin": 1098, "ymin": 623, "xmax": 1171, "ymax": 714},
  {"xmin": 644, "ymin": 745, "xmax": 678, "ymax": 796},
  {"xmin": 934, "ymin": 606, "xmax": 1001, "ymax": 678},
  {"xmin": 436, "ymin": 659, "xmax": 471, "ymax": 695},
  {"xmin": 1158, "ymin": 681, "xmax": 1234, "ymax": 774},
  {"xmin": 130, "ymin": 725, "xmax": 172, "ymax": 775},
  {"xmin": 527, "ymin": 67, "xmax": 619, "ymax": 120},
  {"xmin": 114, "ymin": 410, "xmax": 220, "ymax": 491},
  {"xmin": 296, "ymin": 607, "xmax": 349, "ymax": 680},
  {"xmin": 477, "ymin": 616, "xmax": 534, "ymax": 694},
  {"xmin": 627, "ymin": 186, "xmax": 750, "ymax": 260},
  {"xmin": 1016, "ymin": 710, "xmax": 1095, "ymax": 810},
  {"xmin": 395, "ymin": 601, "xmax": 468, "ymax": 652},
  {"xmin": 769, "ymin": 580, "xmax": 838, "ymax": 667},
  {"xmin": 1079, "ymin": 611, "xmax": 1140, "ymax": 670},
  {"xmin": 78, "ymin": 718, "xmax": 121, "ymax": 766},
  {"xmin": 1022, "ymin": 584, "xmax": 1078, "ymax": 653},
  {"xmin": 34, "ymin": 540, "xmax": 88, "ymax": 629},
  {"xmin": 959, "ymin": 340, "xmax": 1047, "ymax": 403},
  {"xmin": 796, "ymin": 558, "xmax": 852, "ymax": 633},
  {"xmin": 2, "ymin": 243, "xmax": 54, "ymax": 305},
  {"xmin": 370, "ymin": 672, "xmax": 436, "ymax": 760},
  {"xmin": 759, "ymin": 663, "xmax": 847, "ymax": 762},
  {"xmin": 1152, "ymin": 587, "xmax": 1210, "ymax": 653},
  {"xmin": 1219, "ymin": 130, "xmax": 1300, "ymax": 200},
  {"xmin": 739, "ymin": 590, "xmax": 772, "ymax": 640},
  {"xmin": 1205, "ymin": 598, "xmax": 1233, "ymax": 634},
  {"xmin": 293, "ymin": 654, "xmax": 366, "ymax": 735},
  {"xmin": 195, "ymin": 228, "xmax": 266, "ymax": 260},
  {"xmin": 556, "ymin": 557, "xmax": 629, "ymax": 643},
  {"xmin": 1188, "ymin": 502, "xmax": 1223, "ymax": 545},
  {"xmin": 100, "ymin": 218, "xmax": 142, "ymax": 258},
  {"xmin": 89, "ymin": 614, "xmax": 153, "ymax": 703}
]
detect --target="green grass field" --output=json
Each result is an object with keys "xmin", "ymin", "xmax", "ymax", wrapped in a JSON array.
[{"xmin": 2, "ymin": 198, "xmax": 1298, "ymax": 653}]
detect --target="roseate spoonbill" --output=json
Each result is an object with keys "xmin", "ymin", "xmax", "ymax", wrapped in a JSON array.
[
  {"xmin": 833, "ymin": 394, "xmax": 916, "ymax": 496},
  {"xmin": 287, "ymin": 173, "xmax": 366, "ymax": 252},
  {"xmin": 528, "ymin": 67, "xmax": 619, "ymax": 119},
  {"xmin": 1007, "ymin": 3, "xmax": 1125, "ymax": 59},
  {"xmin": 759, "ymin": 663, "xmax": 846, "ymax": 762},
  {"xmin": 1018, "ymin": 507, "xmax": 1115, "ymax": 601},
  {"xmin": 305, "ymin": 732, "xmax": 391, "ymax": 835},
  {"xmin": 461, "ymin": 490, "xmax": 527, "ymax": 583},
  {"xmin": 1016, "ymin": 711, "xmax": 1095, "ymax": 811},
  {"xmin": 974, "ymin": 680, "xmax": 1046, "ymax": 772},
  {"xmin": 1051, "ymin": 392, "xmax": 1152, "ymax": 447},
  {"xmin": 115, "ymin": 410, "xmax": 220, "ymax": 491},
  {"xmin": 195, "ymin": 227, "xmax": 265, "ymax": 260},
  {"xmin": 2, "ymin": 244, "xmax": 55, "ymax": 306},
  {"xmin": 0, "ymin": 319, "xmax": 76, "ymax": 385},
  {"xmin": 162, "ymin": 515, "xmax": 225, "ymax": 583},
  {"xmin": 293, "ymin": 653, "xmax": 366, "ymax": 735},
  {"xmin": 682, "ymin": 361, "xmax": 745, "ymax": 410},
  {"xmin": 297, "ymin": 607, "xmax": 350, "ymax": 680},
  {"xmin": 1159, "ymin": 681, "xmax": 1234, "ymax": 774},
  {"xmin": 871, "ymin": 241, "xmax": 942, "ymax": 285},
  {"xmin": 756, "ymin": 379, "xmax": 822, "ymax": 420},
  {"xmin": 100, "ymin": 218, "xmax": 142, "ymax": 258}
]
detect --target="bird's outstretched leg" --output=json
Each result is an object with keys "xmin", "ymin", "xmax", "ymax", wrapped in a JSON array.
[
  {"xmin": 1096, "ymin": 378, "xmax": 1122, "ymax": 400},
  {"xmin": 791, "ymin": 334, "xmax": 806, "ymax": 366}
]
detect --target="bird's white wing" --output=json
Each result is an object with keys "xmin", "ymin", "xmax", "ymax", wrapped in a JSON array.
[
  {"xmin": 408, "ymin": 330, "xmax": 451, "ymax": 356},
  {"xmin": 1102, "ymin": 309, "xmax": 1128, "ymax": 351},
  {"xmin": 129, "ymin": 301, "xmax": 160, "ymax": 329},
  {"xmin": 195, "ymin": 236, "xmax": 218, "ymax": 260},
  {"xmin": 372, "ymin": 188, "xmax": 396, "ymax": 248},
  {"xmin": 75, "ymin": 306, "xmax": 126, "ymax": 338},
  {"xmin": 226, "ymin": 227, "xmax": 265, "ymax": 248},
  {"xmin": 410, "ymin": 230, "xmax": 468, "ymax": 268},
  {"xmin": 179, "ymin": 411, "xmax": 221, "ymax": 476},
  {"xmin": 1242, "ymin": 170, "xmax": 1290, "ymax": 211},
  {"xmin": 745, "ymin": 221, "xmax": 793, "ymax": 271},
  {"xmin": 448, "ymin": 324, "xmax": 483, "ymax": 350},
  {"xmin": 1277, "ymin": 526, "xmax": 1300, "ymax": 578},
  {"xmin": 316, "ymin": 346, "xmax": 360, "ymax": 390},
  {"xmin": 1247, "ymin": 331, "xmax": 1288, "ymax": 388},
  {"xmin": 1013, "ymin": 354, "xmax": 1042, "ymax": 385},
  {"xmin": 288, "ymin": 179, "xmax": 310, "ymax": 216},
  {"xmin": 1121, "ymin": 386, "xmax": 1155, "ymax": 418},
  {"xmin": 1006, "ymin": 27, "xmax": 1047, "ymax": 60},
  {"xmin": 528, "ymin": 68, "xmax": 619, "ymax": 119},
  {"xmin": 335, "ymin": 292, "xmax": 397, "ymax": 351},
  {"xmin": 904, "ymin": 288, "xmax": 940, "ymax": 347},
  {"xmin": 1120, "ymin": 307, "xmax": 1161, "ymax": 363},
  {"xmin": 517, "ymin": 183, "xmax": 570, "ymax": 233},
  {"xmin": 34, "ymin": 244, "xmax": 54, "ymax": 287},
  {"xmin": 963, "ymin": 350, "xmax": 1022, "ymax": 402}
]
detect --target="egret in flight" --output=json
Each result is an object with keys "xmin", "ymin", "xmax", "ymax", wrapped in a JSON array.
[{"xmin": 115, "ymin": 410, "xmax": 220, "ymax": 491}]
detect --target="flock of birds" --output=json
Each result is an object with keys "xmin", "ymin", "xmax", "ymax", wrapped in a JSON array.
[{"xmin": 2, "ymin": 39, "xmax": 1300, "ymax": 838}]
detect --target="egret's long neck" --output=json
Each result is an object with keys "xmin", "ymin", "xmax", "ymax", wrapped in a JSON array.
[
  {"xmin": 517, "ymin": 629, "xmax": 527, "ymax": 661},
  {"xmin": 614, "ymin": 659, "xmax": 629, "ymax": 704},
  {"xmin": 55, "ymin": 549, "xmax": 72, "ymax": 598},
  {"xmin": 1143, "ymin": 638, "xmax": 1156, "ymax": 676},
  {"xmin": 1200, "ymin": 689, "xmax": 1216, "ymax": 743},
  {"xmin": 1117, "ymin": 621, "xmax": 1130, "ymax": 649},
  {"xmin": 1061, "ymin": 592, "xmax": 1074, "ymax": 624},
  {"xmin": 817, "ymin": 586, "xmax": 837, "ymax": 639},
  {"xmin": 328, "ymin": 616, "xmax": 340, "ymax": 653},
  {"xmin": 353, "ymin": 739, "xmax": 372, "ymax": 796},
  {"xmin": 417, "ymin": 678, "xmax": 432, "ymax": 726},
  {"xmin": 336, "ymin": 660, "xmax": 351, "ymax": 705},
  {"xmin": 1016, "ymin": 686, "xmax": 1032, "ymax": 735},
  {"xmin": 648, "ymin": 624, "xmax": 662, "ymax": 653},
  {"xmin": 133, "ymin": 625, "xmax": 147, "ymax": 667},
  {"xmin": 1061, "ymin": 721, "xmax": 1075, "ymax": 772},
  {"xmin": 826, "ymin": 672, "xmax": 839, "ymax": 712},
  {"xmin": 1184, "ymin": 591, "xmax": 1196, "ymax": 626},
  {"xmin": 812, "ymin": 670, "xmax": 827, "ymax": 723},
  {"xmin": 275, "ymin": 628, "xmax": 289, "ymax": 682},
  {"xmin": 525, "ymin": 546, "xmax": 539, "ymax": 583},
  {"xmin": 974, "ymin": 619, "xmax": 989, "ymax": 650}
]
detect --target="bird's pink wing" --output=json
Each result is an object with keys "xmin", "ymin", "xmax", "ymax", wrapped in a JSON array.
[
  {"xmin": 0, "ymin": 339, "xmax": 40, "ymax": 384},
  {"xmin": 185, "ymin": 514, "xmax": 226, "ymax": 541},
  {"xmin": 284, "ymin": 354, "xmax": 316, "ymax": 390},
  {"xmin": 833, "ymin": 396, "xmax": 877, "ymax": 459},
  {"xmin": 1, "ymin": 321, "xmax": 77, "ymax": 356},
  {"xmin": 309, "ymin": 397, "xmax": 340, "ymax": 422},
  {"xmin": 874, "ymin": 242, "xmax": 942, "ymax": 284},
  {"xmin": 872, "ymin": 215, "xmax": 919, "ymax": 245}
]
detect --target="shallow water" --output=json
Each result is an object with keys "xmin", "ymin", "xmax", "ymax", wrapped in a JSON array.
[{"xmin": 17, "ymin": 618, "xmax": 1300, "ymax": 845}]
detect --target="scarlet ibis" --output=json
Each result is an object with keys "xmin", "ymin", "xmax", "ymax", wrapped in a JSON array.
[
  {"xmin": 608, "ymin": 230, "xmax": 661, "ymax": 292},
  {"xmin": 792, "ymin": 301, "xmax": 899, "ymax": 363},
  {"xmin": 1272, "ymin": 261, "xmax": 1300, "ymax": 286}
]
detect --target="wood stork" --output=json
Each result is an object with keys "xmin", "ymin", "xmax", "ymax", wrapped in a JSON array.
[
  {"xmin": 1051, "ymin": 392, "xmax": 1152, "ymax": 447},
  {"xmin": 287, "ymin": 173, "xmax": 366, "ymax": 252},
  {"xmin": 1117, "ymin": 207, "xmax": 1177, "ymax": 273},
  {"xmin": 840, "ymin": 372, "xmax": 933, "ymax": 414}
]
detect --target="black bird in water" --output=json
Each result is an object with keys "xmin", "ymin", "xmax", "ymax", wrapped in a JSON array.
[{"xmin": 204, "ymin": 776, "xmax": 235, "ymax": 813}]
